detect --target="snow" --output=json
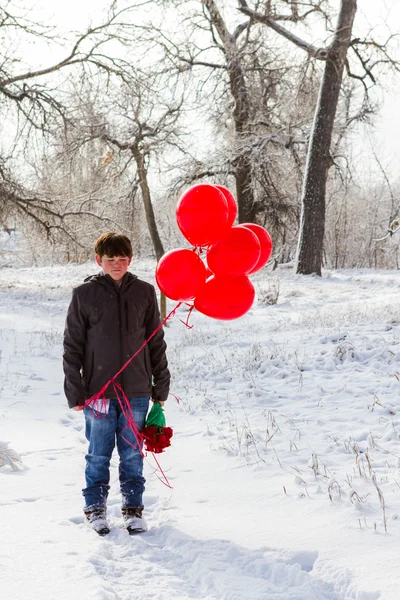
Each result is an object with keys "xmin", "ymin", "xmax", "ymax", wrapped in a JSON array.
[{"xmin": 1, "ymin": 261, "xmax": 400, "ymax": 599}]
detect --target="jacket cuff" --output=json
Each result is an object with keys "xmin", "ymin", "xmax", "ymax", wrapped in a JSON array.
[{"xmin": 152, "ymin": 387, "xmax": 168, "ymax": 402}]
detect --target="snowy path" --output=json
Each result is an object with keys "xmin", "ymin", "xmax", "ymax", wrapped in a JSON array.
[
  {"xmin": 1, "ymin": 410, "xmax": 356, "ymax": 600},
  {"xmin": 1, "ymin": 398, "xmax": 348, "ymax": 600},
  {"xmin": 2, "ymin": 264, "xmax": 400, "ymax": 599},
  {"xmin": 0, "ymin": 409, "xmax": 346, "ymax": 600}
]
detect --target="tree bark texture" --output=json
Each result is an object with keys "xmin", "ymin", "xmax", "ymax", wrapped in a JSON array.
[
  {"xmin": 132, "ymin": 146, "xmax": 165, "ymax": 261},
  {"xmin": 203, "ymin": 0, "xmax": 257, "ymax": 223},
  {"xmin": 132, "ymin": 147, "xmax": 167, "ymax": 320},
  {"xmin": 236, "ymin": 155, "xmax": 256, "ymax": 222},
  {"xmin": 296, "ymin": 0, "xmax": 357, "ymax": 275},
  {"xmin": 159, "ymin": 291, "xmax": 167, "ymax": 322}
]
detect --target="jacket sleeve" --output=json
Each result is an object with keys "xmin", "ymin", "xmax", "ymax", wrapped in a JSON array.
[
  {"xmin": 63, "ymin": 288, "xmax": 88, "ymax": 408},
  {"xmin": 146, "ymin": 287, "xmax": 170, "ymax": 402}
]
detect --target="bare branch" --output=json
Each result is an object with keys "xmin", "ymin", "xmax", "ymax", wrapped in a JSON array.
[{"xmin": 238, "ymin": 0, "xmax": 329, "ymax": 59}]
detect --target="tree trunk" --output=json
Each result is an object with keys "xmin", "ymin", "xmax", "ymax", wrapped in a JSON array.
[
  {"xmin": 132, "ymin": 147, "xmax": 165, "ymax": 261},
  {"xmin": 203, "ymin": 0, "xmax": 256, "ymax": 223},
  {"xmin": 236, "ymin": 154, "xmax": 257, "ymax": 222},
  {"xmin": 296, "ymin": 0, "xmax": 357, "ymax": 275},
  {"xmin": 159, "ymin": 291, "xmax": 167, "ymax": 322},
  {"xmin": 132, "ymin": 147, "xmax": 167, "ymax": 320}
]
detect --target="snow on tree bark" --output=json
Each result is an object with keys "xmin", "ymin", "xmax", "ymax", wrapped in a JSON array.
[{"xmin": 295, "ymin": 0, "xmax": 357, "ymax": 275}]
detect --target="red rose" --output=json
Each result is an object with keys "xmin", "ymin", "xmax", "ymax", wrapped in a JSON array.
[{"xmin": 142, "ymin": 425, "xmax": 173, "ymax": 453}]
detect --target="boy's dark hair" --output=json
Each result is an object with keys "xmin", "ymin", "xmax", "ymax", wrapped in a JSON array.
[{"xmin": 95, "ymin": 232, "xmax": 133, "ymax": 259}]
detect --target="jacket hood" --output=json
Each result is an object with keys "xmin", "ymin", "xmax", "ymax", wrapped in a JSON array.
[{"xmin": 83, "ymin": 272, "xmax": 138, "ymax": 284}]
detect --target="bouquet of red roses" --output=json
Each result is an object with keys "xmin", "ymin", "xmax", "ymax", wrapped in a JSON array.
[{"xmin": 142, "ymin": 403, "xmax": 173, "ymax": 454}]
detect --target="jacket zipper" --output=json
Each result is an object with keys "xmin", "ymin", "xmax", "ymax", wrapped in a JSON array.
[
  {"xmin": 101, "ymin": 275, "xmax": 133, "ymax": 394},
  {"xmin": 116, "ymin": 287, "xmax": 124, "ymax": 391}
]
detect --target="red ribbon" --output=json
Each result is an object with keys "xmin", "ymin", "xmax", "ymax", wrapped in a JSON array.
[{"xmin": 83, "ymin": 301, "xmax": 191, "ymax": 488}]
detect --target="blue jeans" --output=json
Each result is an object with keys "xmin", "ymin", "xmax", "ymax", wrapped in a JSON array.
[{"xmin": 83, "ymin": 397, "xmax": 149, "ymax": 511}]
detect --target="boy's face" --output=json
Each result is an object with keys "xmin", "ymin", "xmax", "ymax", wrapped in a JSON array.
[{"xmin": 96, "ymin": 254, "xmax": 132, "ymax": 283}]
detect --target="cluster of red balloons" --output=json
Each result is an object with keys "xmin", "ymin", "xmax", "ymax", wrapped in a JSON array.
[{"xmin": 155, "ymin": 184, "xmax": 272, "ymax": 320}]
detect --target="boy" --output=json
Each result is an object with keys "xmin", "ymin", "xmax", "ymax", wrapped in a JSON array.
[{"xmin": 63, "ymin": 232, "xmax": 170, "ymax": 535}]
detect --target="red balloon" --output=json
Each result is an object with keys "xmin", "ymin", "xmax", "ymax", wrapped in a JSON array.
[
  {"xmin": 156, "ymin": 249, "xmax": 206, "ymax": 301},
  {"xmin": 241, "ymin": 223, "xmax": 273, "ymax": 274},
  {"xmin": 176, "ymin": 184, "xmax": 229, "ymax": 247},
  {"xmin": 207, "ymin": 225, "xmax": 261, "ymax": 276},
  {"xmin": 194, "ymin": 275, "xmax": 255, "ymax": 320},
  {"xmin": 215, "ymin": 185, "xmax": 237, "ymax": 228}
]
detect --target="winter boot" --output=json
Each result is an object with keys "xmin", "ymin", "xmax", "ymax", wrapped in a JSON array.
[
  {"xmin": 84, "ymin": 508, "xmax": 110, "ymax": 536},
  {"xmin": 122, "ymin": 507, "xmax": 147, "ymax": 535}
]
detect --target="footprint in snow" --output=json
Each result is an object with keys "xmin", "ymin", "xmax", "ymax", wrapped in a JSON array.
[{"xmin": 80, "ymin": 525, "xmax": 375, "ymax": 600}]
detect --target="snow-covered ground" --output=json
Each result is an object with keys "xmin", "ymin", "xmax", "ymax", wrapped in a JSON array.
[{"xmin": 1, "ymin": 259, "xmax": 400, "ymax": 599}]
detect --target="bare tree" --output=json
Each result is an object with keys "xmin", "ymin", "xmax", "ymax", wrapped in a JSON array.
[
  {"xmin": 100, "ymin": 87, "xmax": 183, "ymax": 260},
  {"xmin": 240, "ymin": 0, "xmax": 400, "ymax": 274},
  {"xmin": 0, "ymin": 1, "xmax": 152, "ymax": 239},
  {"xmin": 157, "ymin": 0, "xmax": 303, "ymax": 227},
  {"xmin": 239, "ymin": 0, "xmax": 358, "ymax": 274},
  {"xmin": 34, "ymin": 122, "xmax": 130, "ymax": 262},
  {"xmin": 200, "ymin": 0, "xmax": 256, "ymax": 222}
]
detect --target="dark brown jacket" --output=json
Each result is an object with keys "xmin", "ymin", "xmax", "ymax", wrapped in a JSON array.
[{"xmin": 63, "ymin": 272, "xmax": 170, "ymax": 408}]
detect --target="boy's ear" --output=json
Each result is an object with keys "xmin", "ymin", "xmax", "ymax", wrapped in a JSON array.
[{"xmin": 95, "ymin": 254, "xmax": 102, "ymax": 267}]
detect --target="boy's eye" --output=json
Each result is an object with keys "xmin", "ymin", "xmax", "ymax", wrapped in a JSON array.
[{"xmin": 106, "ymin": 257, "xmax": 128, "ymax": 263}]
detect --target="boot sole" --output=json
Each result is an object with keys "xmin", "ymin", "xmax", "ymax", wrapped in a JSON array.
[
  {"xmin": 127, "ymin": 526, "xmax": 147, "ymax": 535},
  {"xmin": 96, "ymin": 527, "xmax": 111, "ymax": 536}
]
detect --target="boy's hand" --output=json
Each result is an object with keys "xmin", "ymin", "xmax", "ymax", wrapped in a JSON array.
[
  {"xmin": 153, "ymin": 400, "xmax": 165, "ymax": 407},
  {"xmin": 72, "ymin": 405, "xmax": 84, "ymax": 411}
]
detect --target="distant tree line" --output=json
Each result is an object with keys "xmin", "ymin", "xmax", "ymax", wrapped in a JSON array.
[{"xmin": 0, "ymin": 0, "xmax": 399, "ymax": 272}]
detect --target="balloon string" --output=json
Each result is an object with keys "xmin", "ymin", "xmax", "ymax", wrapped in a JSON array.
[
  {"xmin": 108, "ymin": 301, "xmax": 183, "ymax": 384},
  {"xmin": 113, "ymin": 381, "xmax": 173, "ymax": 489},
  {"xmin": 83, "ymin": 301, "xmax": 185, "ymax": 411},
  {"xmin": 194, "ymin": 245, "xmax": 212, "ymax": 256},
  {"xmin": 168, "ymin": 392, "xmax": 181, "ymax": 405},
  {"xmin": 83, "ymin": 300, "xmax": 193, "ymax": 489},
  {"xmin": 179, "ymin": 304, "xmax": 195, "ymax": 329}
]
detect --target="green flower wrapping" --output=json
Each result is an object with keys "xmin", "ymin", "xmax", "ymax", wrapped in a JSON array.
[{"xmin": 142, "ymin": 403, "xmax": 173, "ymax": 453}]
